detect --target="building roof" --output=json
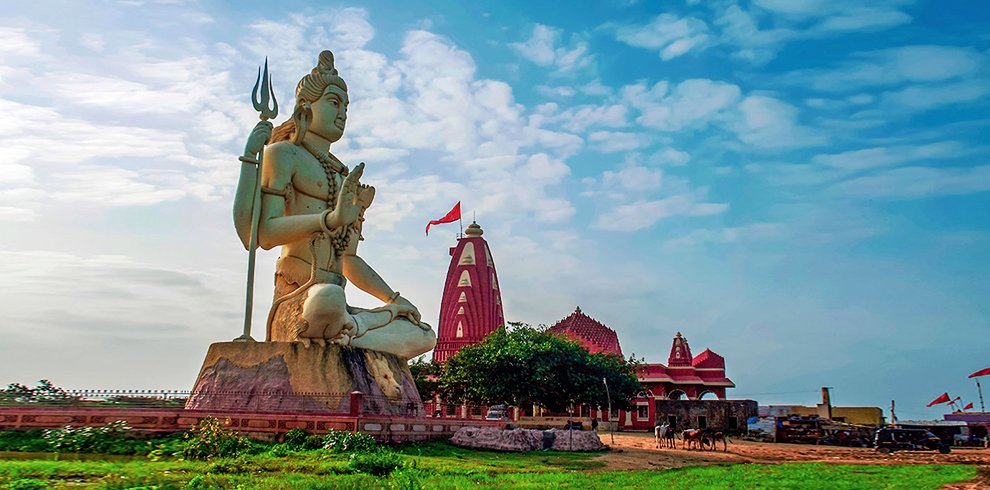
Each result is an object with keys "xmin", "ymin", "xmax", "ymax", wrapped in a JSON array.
[
  {"xmin": 692, "ymin": 348, "xmax": 725, "ymax": 369},
  {"xmin": 547, "ymin": 306, "xmax": 623, "ymax": 357}
]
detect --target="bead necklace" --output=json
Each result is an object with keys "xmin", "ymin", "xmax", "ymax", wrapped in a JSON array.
[{"xmin": 301, "ymin": 141, "xmax": 353, "ymax": 257}]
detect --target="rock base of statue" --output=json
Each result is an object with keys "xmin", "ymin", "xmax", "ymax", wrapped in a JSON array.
[{"xmin": 185, "ymin": 342, "xmax": 423, "ymax": 416}]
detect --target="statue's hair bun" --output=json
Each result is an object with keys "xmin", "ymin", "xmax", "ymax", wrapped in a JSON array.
[{"xmin": 315, "ymin": 50, "xmax": 338, "ymax": 77}]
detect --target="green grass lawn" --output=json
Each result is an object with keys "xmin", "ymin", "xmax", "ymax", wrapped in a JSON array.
[{"xmin": 0, "ymin": 442, "xmax": 978, "ymax": 489}]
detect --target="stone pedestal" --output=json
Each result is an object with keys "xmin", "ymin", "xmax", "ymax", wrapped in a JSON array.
[{"xmin": 185, "ymin": 342, "xmax": 423, "ymax": 416}]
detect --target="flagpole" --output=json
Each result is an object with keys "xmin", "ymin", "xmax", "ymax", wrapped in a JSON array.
[{"xmin": 978, "ymin": 379, "xmax": 986, "ymax": 413}]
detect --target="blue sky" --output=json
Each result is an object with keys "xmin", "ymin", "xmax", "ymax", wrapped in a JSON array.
[{"xmin": 0, "ymin": 0, "xmax": 987, "ymax": 420}]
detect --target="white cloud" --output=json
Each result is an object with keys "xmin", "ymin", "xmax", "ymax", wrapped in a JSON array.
[
  {"xmin": 623, "ymin": 79, "xmax": 741, "ymax": 131},
  {"xmin": 329, "ymin": 7, "xmax": 376, "ymax": 49},
  {"xmin": 602, "ymin": 165, "xmax": 663, "ymax": 192},
  {"xmin": 543, "ymin": 103, "xmax": 628, "ymax": 133},
  {"xmin": 813, "ymin": 6, "xmax": 911, "ymax": 32},
  {"xmin": 829, "ymin": 165, "xmax": 990, "ymax": 199},
  {"xmin": 593, "ymin": 189, "xmax": 728, "ymax": 231},
  {"xmin": 0, "ymin": 161, "xmax": 35, "ymax": 185},
  {"xmin": 713, "ymin": 5, "xmax": 798, "ymax": 65},
  {"xmin": 716, "ymin": 1, "xmax": 912, "ymax": 65},
  {"xmin": 510, "ymin": 24, "xmax": 593, "ymax": 73},
  {"xmin": 880, "ymin": 80, "xmax": 990, "ymax": 112},
  {"xmin": 0, "ymin": 206, "xmax": 36, "ymax": 222},
  {"xmin": 0, "ymin": 26, "xmax": 43, "ymax": 58},
  {"xmin": 663, "ymin": 223, "xmax": 782, "ymax": 251},
  {"xmin": 611, "ymin": 14, "xmax": 711, "ymax": 61},
  {"xmin": 727, "ymin": 95, "xmax": 825, "ymax": 149},
  {"xmin": 787, "ymin": 45, "xmax": 986, "ymax": 92},
  {"xmin": 811, "ymin": 141, "xmax": 969, "ymax": 171},
  {"xmin": 649, "ymin": 147, "xmax": 691, "ymax": 166},
  {"xmin": 587, "ymin": 131, "xmax": 646, "ymax": 153}
]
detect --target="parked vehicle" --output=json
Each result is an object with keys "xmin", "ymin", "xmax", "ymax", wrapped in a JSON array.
[
  {"xmin": 485, "ymin": 404, "xmax": 508, "ymax": 420},
  {"xmin": 875, "ymin": 428, "xmax": 950, "ymax": 454}
]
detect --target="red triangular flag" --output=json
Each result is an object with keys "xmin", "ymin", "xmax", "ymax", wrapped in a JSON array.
[
  {"xmin": 963, "ymin": 402, "xmax": 974, "ymax": 410},
  {"xmin": 969, "ymin": 367, "xmax": 990, "ymax": 378},
  {"xmin": 426, "ymin": 202, "xmax": 461, "ymax": 236},
  {"xmin": 927, "ymin": 392, "xmax": 951, "ymax": 407}
]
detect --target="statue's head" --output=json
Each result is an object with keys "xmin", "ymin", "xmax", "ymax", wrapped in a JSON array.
[{"xmin": 281, "ymin": 50, "xmax": 349, "ymax": 145}]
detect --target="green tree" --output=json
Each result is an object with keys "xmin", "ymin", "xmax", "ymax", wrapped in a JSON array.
[
  {"xmin": 2, "ymin": 380, "xmax": 72, "ymax": 404},
  {"xmin": 438, "ymin": 325, "xmax": 640, "ymax": 412},
  {"xmin": 408, "ymin": 356, "xmax": 441, "ymax": 401}
]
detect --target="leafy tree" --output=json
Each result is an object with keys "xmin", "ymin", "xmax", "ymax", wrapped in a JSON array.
[
  {"xmin": 2, "ymin": 380, "xmax": 73, "ymax": 403},
  {"xmin": 438, "ymin": 325, "xmax": 640, "ymax": 412},
  {"xmin": 408, "ymin": 356, "xmax": 441, "ymax": 401}
]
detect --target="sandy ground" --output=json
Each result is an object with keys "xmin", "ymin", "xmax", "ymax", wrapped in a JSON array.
[{"xmin": 593, "ymin": 431, "xmax": 990, "ymax": 487}]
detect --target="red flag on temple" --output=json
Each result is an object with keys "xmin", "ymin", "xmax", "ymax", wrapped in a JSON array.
[
  {"xmin": 964, "ymin": 402, "xmax": 974, "ymax": 410},
  {"xmin": 969, "ymin": 367, "xmax": 990, "ymax": 378},
  {"xmin": 927, "ymin": 392, "xmax": 951, "ymax": 407},
  {"xmin": 426, "ymin": 202, "xmax": 461, "ymax": 236}
]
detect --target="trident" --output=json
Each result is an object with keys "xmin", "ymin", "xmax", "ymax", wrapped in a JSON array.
[{"xmin": 234, "ymin": 58, "xmax": 278, "ymax": 342}]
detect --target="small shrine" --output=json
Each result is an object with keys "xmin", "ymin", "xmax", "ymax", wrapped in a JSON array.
[{"xmin": 637, "ymin": 332, "xmax": 735, "ymax": 400}]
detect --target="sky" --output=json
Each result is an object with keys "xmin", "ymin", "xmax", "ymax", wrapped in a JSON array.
[{"xmin": 0, "ymin": 0, "xmax": 987, "ymax": 421}]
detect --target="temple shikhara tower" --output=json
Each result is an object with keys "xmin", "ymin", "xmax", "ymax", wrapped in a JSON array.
[{"xmin": 432, "ymin": 222, "xmax": 505, "ymax": 363}]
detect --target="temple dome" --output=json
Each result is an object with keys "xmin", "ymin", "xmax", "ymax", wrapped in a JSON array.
[{"xmin": 547, "ymin": 307, "xmax": 623, "ymax": 357}]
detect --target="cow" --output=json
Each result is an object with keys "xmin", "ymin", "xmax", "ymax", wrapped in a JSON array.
[
  {"xmin": 682, "ymin": 429, "xmax": 706, "ymax": 450},
  {"xmin": 654, "ymin": 423, "xmax": 673, "ymax": 448}
]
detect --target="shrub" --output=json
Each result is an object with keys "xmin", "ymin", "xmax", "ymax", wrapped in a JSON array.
[
  {"xmin": 186, "ymin": 475, "xmax": 207, "ymax": 489},
  {"xmin": 0, "ymin": 430, "xmax": 49, "ymax": 452},
  {"xmin": 181, "ymin": 417, "xmax": 252, "ymax": 460},
  {"xmin": 43, "ymin": 420, "xmax": 131, "ymax": 453},
  {"xmin": 283, "ymin": 428, "xmax": 323, "ymax": 450},
  {"xmin": 348, "ymin": 448, "xmax": 404, "ymax": 477},
  {"xmin": 6, "ymin": 478, "xmax": 49, "ymax": 490},
  {"xmin": 323, "ymin": 429, "xmax": 377, "ymax": 453}
]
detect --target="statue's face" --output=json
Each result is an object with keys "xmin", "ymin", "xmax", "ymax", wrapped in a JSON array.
[{"xmin": 309, "ymin": 85, "xmax": 348, "ymax": 142}]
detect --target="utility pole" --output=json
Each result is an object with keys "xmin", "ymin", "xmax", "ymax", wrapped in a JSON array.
[
  {"xmin": 890, "ymin": 400, "xmax": 897, "ymax": 426},
  {"xmin": 603, "ymin": 378, "xmax": 615, "ymax": 445}
]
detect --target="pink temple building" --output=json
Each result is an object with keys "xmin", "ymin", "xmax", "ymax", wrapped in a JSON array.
[
  {"xmin": 636, "ymin": 332, "xmax": 735, "ymax": 400},
  {"xmin": 546, "ymin": 307, "xmax": 622, "ymax": 357},
  {"xmin": 431, "ymin": 222, "xmax": 505, "ymax": 364},
  {"xmin": 426, "ymin": 225, "xmax": 741, "ymax": 429}
]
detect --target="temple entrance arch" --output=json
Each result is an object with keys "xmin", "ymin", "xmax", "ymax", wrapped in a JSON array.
[{"xmin": 668, "ymin": 390, "xmax": 687, "ymax": 400}]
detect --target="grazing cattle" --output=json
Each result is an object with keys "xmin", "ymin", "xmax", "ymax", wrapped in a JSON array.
[
  {"xmin": 681, "ymin": 429, "xmax": 705, "ymax": 450},
  {"xmin": 654, "ymin": 423, "xmax": 673, "ymax": 448},
  {"xmin": 706, "ymin": 430, "xmax": 729, "ymax": 452},
  {"xmin": 663, "ymin": 425, "xmax": 676, "ymax": 448}
]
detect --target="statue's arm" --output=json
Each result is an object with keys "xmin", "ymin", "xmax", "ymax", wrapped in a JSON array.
[{"xmin": 232, "ymin": 121, "xmax": 273, "ymax": 250}]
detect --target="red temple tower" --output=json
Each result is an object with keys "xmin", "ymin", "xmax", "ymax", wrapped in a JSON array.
[{"xmin": 432, "ymin": 222, "xmax": 505, "ymax": 364}]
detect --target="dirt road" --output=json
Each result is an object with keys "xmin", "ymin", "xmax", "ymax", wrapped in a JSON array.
[{"xmin": 595, "ymin": 432, "xmax": 990, "ymax": 471}]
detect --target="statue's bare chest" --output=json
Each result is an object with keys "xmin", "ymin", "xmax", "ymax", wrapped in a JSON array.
[{"xmin": 291, "ymin": 158, "xmax": 343, "ymax": 208}]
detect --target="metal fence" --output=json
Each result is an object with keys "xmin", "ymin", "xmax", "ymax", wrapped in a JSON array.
[{"xmin": 0, "ymin": 389, "xmax": 423, "ymax": 417}]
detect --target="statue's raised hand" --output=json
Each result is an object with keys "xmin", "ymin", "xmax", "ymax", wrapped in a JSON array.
[
  {"xmin": 326, "ymin": 162, "xmax": 367, "ymax": 230},
  {"xmin": 243, "ymin": 120, "xmax": 273, "ymax": 157}
]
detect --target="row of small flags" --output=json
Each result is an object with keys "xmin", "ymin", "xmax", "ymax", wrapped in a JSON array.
[{"xmin": 927, "ymin": 366, "xmax": 990, "ymax": 410}]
